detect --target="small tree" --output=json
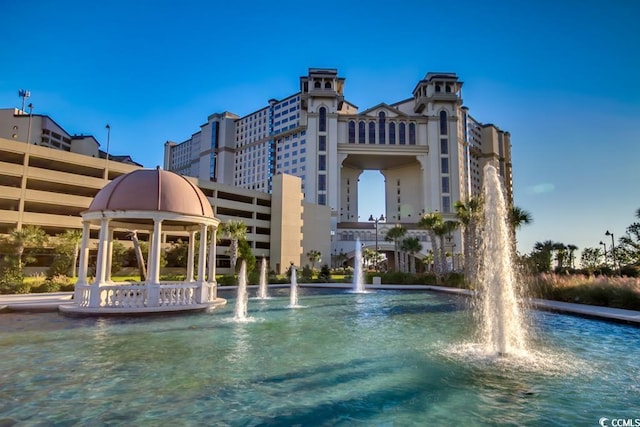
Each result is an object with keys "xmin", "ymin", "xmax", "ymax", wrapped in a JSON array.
[
  {"xmin": 306, "ymin": 250, "xmax": 322, "ymax": 271},
  {"xmin": 580, "ymin": 247, "xmax": 604, "ymax": 274},
  {"xmin": 219, "ymin": 220, "xmax": 247, "ymax": 272},
  {"xmin": 238, "ymin": 237, "xmax": 256, "ymax": 273},
  {"xmin": 9, "ymin": 225, "xmax": 48, "ymax": 273}
]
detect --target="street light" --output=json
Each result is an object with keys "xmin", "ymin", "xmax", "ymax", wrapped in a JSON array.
[
  {"xmin": 105, "ymin": 124, "xmax": 111, "ymax": 181},
  {"xmin": 26, "ymin": 103, "xmax": 34, "ymax": 146},
  {"xmin": 599, "ymin": 241, "xmax": 607, "ymax": 264},
  {"xmin": 368, "ymin": 214, "xmax": 385, "ymax": 270},
  {"xmin": 605, "ymin": 230, "xmax": 618, "ymax": 274}
]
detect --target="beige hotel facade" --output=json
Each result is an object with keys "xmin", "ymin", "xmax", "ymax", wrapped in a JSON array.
[{"xmin": 1, "ymin": 69, "xmax": 512, "ymax": 274}]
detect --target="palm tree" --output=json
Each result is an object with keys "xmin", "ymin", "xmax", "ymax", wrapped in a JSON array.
[
  {"xmin": 362, "ymin": 248, "xmax": 377, "ymax": 270},
  {"xmin": 509, "ymin": 206, "xmax": 533, "ymax": 231},
  {"xmin": 422, "ymin": 250, "xmax": 435, "ymax": 272},
  {"xmin": 9, "ymin": 225, "xmax": 48, "ymax": 272},
  {"xmin": 335, "ymin": 251, "xmax": 347, "ymax": 269},
  {"xmin": 59, "ymin": 229, "xmax": 83, "ymax": 277},
  {"xmin": 418, "ymin": 212, "xmax": 444, "ymax": 275},
  {"xmin": 533, "ymin": 240, "xmax": 555, "ymax": 272},
  {"xmin": 455, "ymin": 197, "xmax": 483, "ymax": 280},
  {"xmin": 307, "ymin": 250, "xmax": 321, "ymax": 271},
  {"xmin": 566, "ymin": 244, "xmax": 578, "ymax": 269},
  {"xmin": 385, "ymin": 225, "xmax": 407, "ymax": 272},
  {"xmin": 219, "ymin": 220, "xmax": 247, "ymax": 272},
  {"xmin": 400, "ymin": 236, "xmax": 422, "ymax": 273},
  {"xmin": 434, "ymin": 220, "xmax": 459, "ymax": 274},
  {"xmin": 553, "ymin": 242, "xmax": 567, "ymax": 271}
]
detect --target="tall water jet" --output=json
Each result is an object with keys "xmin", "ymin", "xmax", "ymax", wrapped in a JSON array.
[
  {"xmin": 233, "ymin": 261, "xmax": 249, "ymax": 321},
  {"xmin": 288, "ymin": 265, "xmax": 299, "ymax": 307},
  {"xmin": 352, "ymin": 238, "xmax": 365, "ymax": 293},
  {"xmin": 477, "ymin": 164, "xmax": 528, "ymax": 356},
  {"xmin": 257, "ymin": 257, "xmax": 269, "ymax": 299}
]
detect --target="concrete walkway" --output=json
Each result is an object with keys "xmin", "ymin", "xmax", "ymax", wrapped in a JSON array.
[{"xmin": 1, "ymin": 285, "xmax": 639, "ymax": 326}]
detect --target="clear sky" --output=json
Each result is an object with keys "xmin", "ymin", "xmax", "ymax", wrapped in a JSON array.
[{"xmin": 1, "ymin": 0, "xmax": 639, "ymax": 257}]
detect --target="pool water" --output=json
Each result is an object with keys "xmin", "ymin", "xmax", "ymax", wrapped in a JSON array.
[{"xmin": 1, "ymin": 288, "xmax": 638, "ymax": 426}]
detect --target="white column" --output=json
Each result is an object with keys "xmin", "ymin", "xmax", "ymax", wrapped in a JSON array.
[
  {"xmin": 77, "ymin": 220, "xmax": 91, "ymax": 285},
  {"xmin": 91, "ymin": 217, "xmax": 110, "ymax": 307},
  {"xmin": 149, "ymin": 220, "xmax": 163, "ymax": 284},
  {"xmin": 146, "ymin": 219, "xmax": 163, "ymax": 307},
  {"xmin": 186, "ymin": 230, "xmax": 196, "ymax": 282},
  {"xmin": 105, "ymin": 227, "xmax": 114, "ymax": 282},
  {"xmin": 207, "ymin": 226, "xmax": 217, "ymax": 282},
  {"xmin": 197, "ymin": 224, "xmax": 208, "ymax": 282}
]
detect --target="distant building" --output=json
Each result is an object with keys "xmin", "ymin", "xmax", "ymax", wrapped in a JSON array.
[
  {"xmin": 0, "ymin": 108, "xmax": 141, "ymax": 166},
  {"xmin": 164, "ymin": 68, "xmax": 514, "ymax": 268}
]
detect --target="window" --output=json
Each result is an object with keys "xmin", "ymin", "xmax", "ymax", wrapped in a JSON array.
[
  {"xmin": 409, "ymin": 123, "xmax": 416, "ymax": 145},
  {"xmin": 319, "ymin": 107, "xmax": 327, "ymax": 132},
  {"xmin": 442, "ymin": 196, "xmax": 451, "ymax": 213},
  {"xmin": 440, "ymin": 111, "xmax": 448, "ymax": 135},
  {"xmin": 319, "ymin": 154, "xmax": 326, "ymax": 171},
  {"xmin": 436, "ymin": 85, "xmax": 441, "ymax": 93},
  {"xmin": 441, "ymin": 157, "xmax": 449, "ymax": 174},
  {"xmin": 358, "ymin": 121, "xmax": 366, "ymax": 144},
  {"xmin": 389, "ymin": 122, "xmax": 396, "ymax": 144},
  {"xmin": 440, "ymin": 138, "xmax": 448, "ymax": 155},
  {"xmin": 314, "ymin": 80, "xmax": 321, "ymax": 89},
  {"xmin": 325, "ymin": 81, "xmax": 332, "ymax": 89},
  {"xmin": 318, "ymin": 135, "xmax": 326, "ymax": 151},
  {"xmin": 318, "ymin": 194, "xmax": 326, "ymax": 205},
  {"xmin": 441, "ymin": 176, "xmax": 450, "ymax": 193},
  {"xmin": 318, "ymin": 174, "xmax": 326, "ymax": 191},
  {"xmin": 368, "ymin": 122, "xmax": 376, "ymax": 144},
  {"xmin": 399, "ymin": 122, "xmax": 406, "ymax": 145},
  {"xmin": 348, "ymin": 121, "xmax": 355, "ymax": 143},
  {"xmin": 378, "ymin": 112, "xmax": 386, "ymax": 144}
]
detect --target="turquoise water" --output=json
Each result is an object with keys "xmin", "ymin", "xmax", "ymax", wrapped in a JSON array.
[{"xmin": 1, "ymin": 288, "xmax": 639, "ymax": 426}]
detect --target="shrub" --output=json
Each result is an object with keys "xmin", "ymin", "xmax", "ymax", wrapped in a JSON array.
[
  {"xmin": 0, "ymin": 261, "xmax": 24, "ymax": 294},
  {"xmin": 216, "ymin": 275, "xmax": 238, "ymax": 286},
  {"xmin": 300, "ymin": 265, "xmax": 313, "ymax": 282},
  {"xmin": 318, "ymin": 264, "xmax": 331, "ymax": 282}
]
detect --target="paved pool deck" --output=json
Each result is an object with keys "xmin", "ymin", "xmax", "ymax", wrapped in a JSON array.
[{"xmin": 1, "ymin": 284, "xmax": 639, "ymax": 326}]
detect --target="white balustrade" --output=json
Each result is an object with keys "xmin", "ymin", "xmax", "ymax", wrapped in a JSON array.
[
  {"xmin": 74, "ymin": 284, "xmax": 91, "ymax": 307},
  {"xmin": 80, "ymin": 282, "xmax": 208, "ymax": 309},
  {"xmin": 159, "ymin": 283, "xmax": 198, "ymax": 306}
]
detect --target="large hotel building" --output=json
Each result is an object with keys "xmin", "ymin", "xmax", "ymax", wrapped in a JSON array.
[
  {"xmin": 164, "ymin": 68, "xmax": 513, "ymax": 264},
  {"xmin": 1, "ymin": 69, "xmax": 512, "ymax": 274}
]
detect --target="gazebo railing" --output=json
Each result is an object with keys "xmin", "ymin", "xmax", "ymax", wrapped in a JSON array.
[
  {"xmin": 102, "ymin": 284, "xmax": 147, "ymax": 308},
  {"xmin": 158, "ymin": 283, "xmax": 198, "ymax": 306},
  {"xmin": 75, "ymin": 282, "xmax": 213, "ymax": 308}
]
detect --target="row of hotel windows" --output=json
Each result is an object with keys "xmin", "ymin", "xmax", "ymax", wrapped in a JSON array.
[
  {"xmin": 338, "ymin": 111, "xmax": 450, "ymax": 145},
  {"xmin": 348, "ymin": 120, "xmax": 416, "ymax": 145},
  {"xmin": 339, "ymin": 231, "xmax": 430, "ymax": 242}
]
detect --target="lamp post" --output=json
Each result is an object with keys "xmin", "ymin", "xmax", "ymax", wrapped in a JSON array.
[
  {"xmin": 368, "ymin": 214, "xmax": 385, "ymax": 271},
  {"xmin": 105, "ymin": 124, "xmax": 111, "ymax": 181},
  {"xmin": 599, "ymin": 241, "xmax": 607, "ymax": 266},
  {"xmin": 605, "ymin": 230, "xmax": 618, "ymax": 274},
  {"xmin": 26, "ymin": 103, "xmax": 33, "ymax": 146}
]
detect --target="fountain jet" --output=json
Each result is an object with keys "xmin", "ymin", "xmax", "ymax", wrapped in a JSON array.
[
  {"xmin": 352, "ymin": 238, "xmax": 366, "ymax": 293},
  {"xmin": 477, "ymin": 164, "xmax": 528, "ymax": 356},
  {"xmin": 233, "ymin": 261, "xmax": 249, "ymax": 321},
  {"xmin": 257, "ymin": 257, "xmax": 269, "ymax": 299},
  {"xmin": 289, "ymin": 265, "xmax": 299, "ymax": 307}
]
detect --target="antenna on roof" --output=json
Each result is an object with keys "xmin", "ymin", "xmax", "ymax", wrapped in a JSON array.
[{"xmin": 18, "ymin": 90, "xmax": 30, "ymax": 114}]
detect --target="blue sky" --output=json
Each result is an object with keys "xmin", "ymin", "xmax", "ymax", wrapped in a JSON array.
[{"xmin": 1, "ymin": 0, "xmax": 639, "ymax": 256}]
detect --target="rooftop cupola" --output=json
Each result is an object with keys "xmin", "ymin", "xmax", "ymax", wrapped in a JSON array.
[
  {"xmin": 300, "ymin": 68, "xmax": 345, "ymax": 109},
  {"xmin": 412, "ymin": 72, "xmax": 463, "ymax": 113}
]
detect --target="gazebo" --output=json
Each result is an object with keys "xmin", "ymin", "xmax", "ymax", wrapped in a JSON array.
[{"xmin": 60, "ymin": 167, "xmax": 226, "ymax": 315}]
